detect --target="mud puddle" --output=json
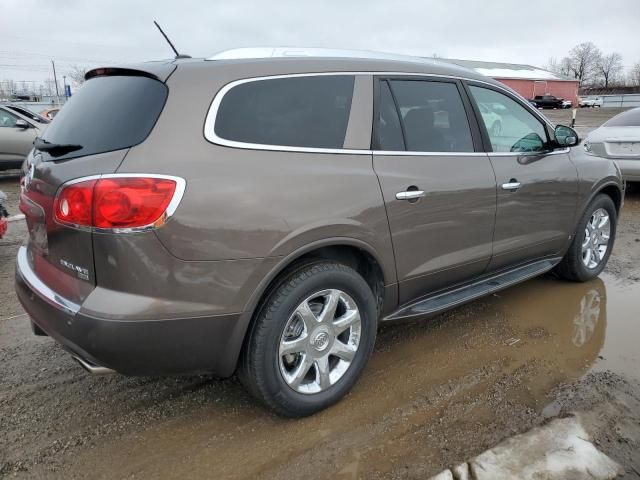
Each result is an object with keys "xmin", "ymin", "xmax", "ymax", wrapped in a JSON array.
[{"xmin": 30, "ymin": 272, "xmax": 637, "ymax": 479}]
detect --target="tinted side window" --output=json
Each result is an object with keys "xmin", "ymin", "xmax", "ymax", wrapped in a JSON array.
[
  {"xmin": 388, "ymin": 80, "xmax": 474, "ymax": 152},
  {"xmin": 215, "ymin": 75, "xmax": 354, "ymax": 149},
  {"xmin": 41, "ymin": 75, "xmax": 168, "ymax": 161},
  {"xmin": 0, "ymin": 109, "xmax": 18, "ymax": 128},
  {"xmin": 375, "ymin": 81, "xmax": 404, "ymax": 151},
  {"xmin": 469, "ymin": 86, "xmax": 548, "ymax": 153}
]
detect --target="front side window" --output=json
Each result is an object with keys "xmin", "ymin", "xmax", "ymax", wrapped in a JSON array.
[
  {"xmin": 469, "ymin": 86, "xmax": 548, "ymax": 153},
  {"xmin": 387, "ymin": 80, "xmax": 474, "ymax": 153},
  {"xmin": 214, "ymin": 75, "xmax": 355, "ymax": 149},
  {"xmin": 0, "ymin": 109, "xmax": 19, "ymax": 128}
]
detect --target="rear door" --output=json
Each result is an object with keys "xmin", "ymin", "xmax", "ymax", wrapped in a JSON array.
[
  {"xmin": 20, "ymin": 72, "xmax": 169, "ymax": 304},
  {"xmin": 465, "ymin": 83, "xmax": 578, "ymax": 271},
  {"xmin": 372, "ymin": 77, "xmax": 497, "ymax": 304}
]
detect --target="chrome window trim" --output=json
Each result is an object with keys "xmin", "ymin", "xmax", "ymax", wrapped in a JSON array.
[
  {"xmin": 488, "ymin": 148, "xmax": 570, "ymax": 157},
  {"xmin": 16, "ymin": 246, "xmax": 81, "ymax": 315},
  {"xmin": 373, "ymin": 151, "xmax": 488, "ymax": 157},
  {"xmin": 53, "ymin": 173, "xmax": 186, "ymax": 234},
  {"xmin": 203, "ymin": 71, "xmax": 557, "ymax": 155}
]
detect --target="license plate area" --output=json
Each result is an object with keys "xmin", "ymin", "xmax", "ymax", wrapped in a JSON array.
[{"xmin": 606, "ymin": 142, "xmax": 640, "ymax": 157}]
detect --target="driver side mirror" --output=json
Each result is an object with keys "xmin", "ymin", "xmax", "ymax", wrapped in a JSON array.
[
  {"xmin": 554, "ymin": 125, "xmax": 580, "ymax": 147},
  {"xmin": 15, "ymin": 119, "xmax": 31, "ymax": 129}
]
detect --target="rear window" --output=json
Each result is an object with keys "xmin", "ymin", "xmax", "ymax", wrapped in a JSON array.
[
  {"xmin": 40, "ymin": 75, "xmax": 167, "ymax": 160},
  {"xmin": 604, "ymin": 108, "xmax": 640, "ymax": 127},
  {"xmin": 214, "ymin": 75, "xmax": 354, "ymax": 149}
]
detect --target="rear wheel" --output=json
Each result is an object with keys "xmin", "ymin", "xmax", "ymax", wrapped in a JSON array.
[
  {"xmin": 239, "ymin": 261, "xmax": 378, "ymax": 417},
  {"xmin": 556, "ymin": 194, "xmax": 617, "ymax": 282}
]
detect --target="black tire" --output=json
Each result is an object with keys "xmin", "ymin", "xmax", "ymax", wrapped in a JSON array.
[
  {"xmin": 555, "ymin": 194, "xmax": 617, "ymax": 282},
  {"xmin": 238, "ymin": 261, "xmax": 378, "ymax": 417}
]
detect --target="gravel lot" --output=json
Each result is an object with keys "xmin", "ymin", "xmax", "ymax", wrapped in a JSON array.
[{"xmin": 1, "ymin": 108, "xmax": 639, "ymax": 479}]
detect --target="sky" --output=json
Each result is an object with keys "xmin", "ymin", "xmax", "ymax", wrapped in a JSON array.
[{"xmin": 1, "ymin": 0, "xmax": 639, "ymax": 86}]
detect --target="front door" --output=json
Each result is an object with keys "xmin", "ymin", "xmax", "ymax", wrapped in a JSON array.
[
  {"xmin": 372, "ymin": 78, "xmax": 497, "ymax": 304},
  {"xmin": 466, "ymin": 84, "xmax": 579, "ymax": 271}
]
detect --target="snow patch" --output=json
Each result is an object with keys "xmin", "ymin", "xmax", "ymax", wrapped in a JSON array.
[
  {"xmin": 430, "ymin": 416, "xmax": 623, "ymax": 479},
  {"xmin": 474, "ymin": 67, "xmax": 562, "ymax": 80}
]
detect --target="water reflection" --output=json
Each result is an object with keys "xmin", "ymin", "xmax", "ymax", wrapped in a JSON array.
[{"xmin": 572, "ymin": 287, "xmax": 602, "ymax": 348}]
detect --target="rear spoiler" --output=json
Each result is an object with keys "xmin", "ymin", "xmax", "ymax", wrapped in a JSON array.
[{"xmin": 85, "ymin": 61, "xmax": 177, "ymax": 83}]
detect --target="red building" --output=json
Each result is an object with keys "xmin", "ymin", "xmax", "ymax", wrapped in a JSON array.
[{"xmin": 443, "ymin": 59, "xmax": 580, "ymax": 107}]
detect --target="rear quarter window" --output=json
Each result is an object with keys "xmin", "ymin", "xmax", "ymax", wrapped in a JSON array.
[
  {"xmin": 212, "ymin": 75, "xmax": 355, "ymax": 149},
  {"xmin": 40, "ymin": 75, "xmax": 168, "ymax": 160}
]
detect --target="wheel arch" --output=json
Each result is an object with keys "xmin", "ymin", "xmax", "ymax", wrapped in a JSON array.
[{"xmin": 220, "ymin": 238, "xmax": 395, "ymax": 376}]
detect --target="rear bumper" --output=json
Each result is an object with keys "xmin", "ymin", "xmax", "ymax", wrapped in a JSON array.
[
  {"xmin": 615, "ymin": 159, "xmax": 640, "ymax": 182},
  {"xmin": 15, "ymin": 246, "xmax": 241, "ymax": 377}
]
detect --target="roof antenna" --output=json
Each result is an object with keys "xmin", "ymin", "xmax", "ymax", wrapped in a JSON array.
[{"xmin": 153, "ymin": 20, "xmax": 191, "ymax": 59}]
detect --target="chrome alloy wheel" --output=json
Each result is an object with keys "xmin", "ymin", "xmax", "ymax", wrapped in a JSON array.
[
  {"xmin": 581, "ymin": 208, "xmax": 611, "ymax": 269},
  {"xmin": 278, "ymin": 289, "xmax": 362, "ymax": 394}
]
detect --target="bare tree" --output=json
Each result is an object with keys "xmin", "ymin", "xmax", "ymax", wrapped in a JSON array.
[
  {"xmin": 630, "ymin": 62, "xmax": 640, "ymax": 87},
  {"xmin": 546, "ymin": 57, "xmax": 572, "ymax": 77},
  {"xmin": 567, "ymin": 42, "xmax": 602, "ymax": 84},
  {"xmin": 597, "ymin": 52, "xmax": 623, "ymax": 88},
  {"xmin": 43, "ymin": 78, "xmax": 56, "ymax": 97},
  {"xmin": 67, "ymin": 65, "xmax": 88, "ymax": 87}
]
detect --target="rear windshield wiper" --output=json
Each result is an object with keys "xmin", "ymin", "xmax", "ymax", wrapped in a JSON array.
[{"xmin": 34, "ymin": 137, "xmax": 83, "ymax": 157}]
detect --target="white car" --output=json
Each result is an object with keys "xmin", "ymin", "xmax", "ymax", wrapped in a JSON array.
[
  {"xmin": 579, "ymin": 96, "xmax": 603, "ymax": 108},
  {"xmin": 478, "ymin": 102, "xmax": 503, "ymax": 136},
  {"xmin": 584, "ymin": 107, "xmax": 640, "ymax": 182},
  {"xmin": 561, "ymin": 100, "xmax": 572, "ymax": 109}
]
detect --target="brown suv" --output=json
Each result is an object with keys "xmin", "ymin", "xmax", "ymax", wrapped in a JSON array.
[{"xmin": 15, "ymin": 48, "xmax": 623, "ymax": 417}]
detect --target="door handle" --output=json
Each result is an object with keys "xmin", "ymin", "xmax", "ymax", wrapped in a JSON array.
[
  {"xmin": 396, "ymin": 190, "xmax": 426, "ymax": 201},
  {"xmin": 501, "ymin": 180, "xmax": 521, "ymax": 191}
]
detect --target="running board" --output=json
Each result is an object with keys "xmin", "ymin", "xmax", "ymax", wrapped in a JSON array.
[{"xmin": 383, "ymin": 258, "xmax": 561, "ymax": 322}]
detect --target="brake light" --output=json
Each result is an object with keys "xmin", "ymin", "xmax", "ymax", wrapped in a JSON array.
[{"xmin": 54, "ymin": 175, "xmax": 182, "ymax": 231}]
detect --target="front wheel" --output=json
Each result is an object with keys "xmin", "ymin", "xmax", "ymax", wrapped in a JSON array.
[
  {"xmin": 555, "ymin": 194, "xmax": 617, "ymax": 282},
  {"xmin": 239, "ymin": 261, "xmax": 378, "ymax": 417}
]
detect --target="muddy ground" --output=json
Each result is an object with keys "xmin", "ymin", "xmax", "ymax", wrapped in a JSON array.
[{"xmin": 1, "ymin": 108, "xmax": 639, "ymax": 479}]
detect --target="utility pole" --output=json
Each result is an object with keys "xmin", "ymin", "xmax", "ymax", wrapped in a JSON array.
[{"xmin": 51, "ymin": 60, "xmax": 60, "ymax": 105}]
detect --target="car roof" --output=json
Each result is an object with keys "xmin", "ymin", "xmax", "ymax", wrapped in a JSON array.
[{"xmin": 87, "ymin": 47, "xmax": 500, "ymax": 87}]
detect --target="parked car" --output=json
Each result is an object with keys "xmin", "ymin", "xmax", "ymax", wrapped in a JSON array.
[
  {"xmin": 528, "ymin": 95, "xmax": 565, "ymax": 109},
  {"xmin": 2, "ymin": 104, "xmax": 50, "ymax": 125},
  {"xmin": 478, "ymin": 102, "xmax": 503, "ymax": 136},
  {"xmin": 584, "ymin": 107, "xmax": 640, "ymax": 182},
  {"xmin": 40, "ymin": 108, "xmax": 61, "ymax": 119},
  {"xmin": 15, "ymin": 48, "xmax": 623, "ymax": 417},
  {"xmin": 0, "ymin": 105, "xmax": 46, "ymax": 170},
  {"xmin": 561, "ymin": 100, "xmax": 572, "ymax": 109},
  {"xmin": 579, "ymin": 96, "xmax": 603, "ymax": 108}
]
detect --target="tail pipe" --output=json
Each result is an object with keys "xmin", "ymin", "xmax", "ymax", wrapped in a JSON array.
[{"xmin": 73, "ymin": 355, "xmax": 115, "ymax": 375}]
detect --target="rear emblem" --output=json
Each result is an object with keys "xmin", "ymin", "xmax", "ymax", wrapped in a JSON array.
[{"xmin": 60, "ymin": 259, "xmax": 90, "ymax": 281}]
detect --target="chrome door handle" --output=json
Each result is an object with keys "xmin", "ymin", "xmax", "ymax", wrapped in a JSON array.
[
  {"xmin": 396, "ymin": 190, "xmax": 426, "ymax": 201},
  {"xmin": 501, "ymin": 181, "xmax": 521, "ymax": 191}
]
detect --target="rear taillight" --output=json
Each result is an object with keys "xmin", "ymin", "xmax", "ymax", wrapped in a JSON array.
[{"xmin": 54, "ymin": 175, "xmax": 183, "ymax": 231}]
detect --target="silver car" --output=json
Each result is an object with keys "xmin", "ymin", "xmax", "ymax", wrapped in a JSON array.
[
  {"xmin": 0, "ymin": 104, "xmax": 48, "ymax": 170},
  {"xmin": 584, "ymin": 107, "xmax": 640, "ymax": 182}
]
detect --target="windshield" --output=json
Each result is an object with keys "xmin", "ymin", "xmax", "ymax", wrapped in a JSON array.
[{"xmin": 40, "ymin": 75, "xmax": 168, "ymax": 160}]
